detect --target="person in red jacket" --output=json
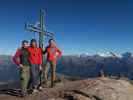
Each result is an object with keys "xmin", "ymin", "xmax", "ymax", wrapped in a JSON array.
[
  {"xmin": 13, "ymin": 40, "xmax": 30, "ymax": 97},
  {"xmin": 28, "ymin": 39, "xmax": 42, "ymax": 93},
  {"xmin": 43, "ymin": 39, "xmax": 62, "ymax": 87}
]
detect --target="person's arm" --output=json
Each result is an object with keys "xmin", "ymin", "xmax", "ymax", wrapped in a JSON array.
[
  {"xmin": 13, "ymin": 48, "xmax": 22, "ymax": 66},
  {"xmin": 56, "ymin": 47, "xmax": 62, "ymax": 57}
]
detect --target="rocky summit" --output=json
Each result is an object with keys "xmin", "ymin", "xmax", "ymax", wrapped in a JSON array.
[{"xmin": 0, "ymin": 78, "xmax": 133, "ymax": 100}]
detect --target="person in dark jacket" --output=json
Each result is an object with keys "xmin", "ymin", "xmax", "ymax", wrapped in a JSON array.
[{"xmin": 13, "ymin": 40, "xmax": 30, "ymax": 97}]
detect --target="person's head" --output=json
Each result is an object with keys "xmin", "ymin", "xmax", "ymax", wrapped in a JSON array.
[
  {"xmin": 30, "ymin": 39, "xmax": 37, "ymax": 47},
  {"xmin": 22, "ymin": 40, "xmax": 29, "ymax": 48},
  {"xmin": 48, "ymin": 39, "xmax": 56, "ymax": 47}
]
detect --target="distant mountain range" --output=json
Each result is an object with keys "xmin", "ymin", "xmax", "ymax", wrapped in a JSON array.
[
  {"xmin": 0, "ymin": 52, "xmax": 133, "ymax": 85},
  {"xmin": 57, "ymin": 52, "xmax": 133, "ymax": 79},
  {"xmin": 0, "ymin": 55, "xmax": 19, "ymax": 87}
]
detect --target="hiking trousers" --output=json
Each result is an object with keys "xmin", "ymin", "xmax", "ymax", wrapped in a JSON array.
[
  {"xmin": 20, "ymin": 65, "xmax": 30, "ymax": 92},
  {"xmin": 30, "ymin": 64, "xmax": 40, "ymax": 89},
  {"xmin": 44, "ymin": 61, "xmax": 56, "ymax": 87}
]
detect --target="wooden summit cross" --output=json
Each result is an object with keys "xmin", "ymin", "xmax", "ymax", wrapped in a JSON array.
[
  {"xmin": 25, "ymin": 9, "xmax": 54, "ymax": 49},
  {"xmin": 25, "ymin": 9, "xmax": 55, "ymax": 85}
]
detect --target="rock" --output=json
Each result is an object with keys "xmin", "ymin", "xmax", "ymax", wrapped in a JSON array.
[
  {"xmin": 0, "ymin": 78, "xmax": 133, "ymax": 100},
  {"xmin": 63, "ymin": 78, "xmax": 133, "ymax": 100},
  {"xmin": 73, "ymin": 94, "xmax": 92, "ymax": 100}
]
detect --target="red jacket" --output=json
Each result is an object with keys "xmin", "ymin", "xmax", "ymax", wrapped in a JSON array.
[
  {"xmin": 28, "ymin": 47, "xmax": 42, "ymax": 65},
  {"xmin": 44, "ymin": 46, "xmax": 62, "ymax": 62},
  {"xmin": 13, "ymin": 48, "xmax": 30, "ymax": 66},
  {"xmin": 13, "ymin": 49, "xmax": 21, "ymax": 66}
]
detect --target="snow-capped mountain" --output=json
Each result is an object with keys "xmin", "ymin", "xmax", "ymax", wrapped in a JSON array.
[
  {"xmin": 97, "ymin": 52, "xmax": 122, "ymax": 58},
  {"xmin": 79, "ymin": 52, "xmax": 123, "ymax": 58}
]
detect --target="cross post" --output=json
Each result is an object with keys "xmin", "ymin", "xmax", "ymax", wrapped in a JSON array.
[
  {"xmin": 25, "ymin": 9, "xmax": 55, "ymax": 85},
  {"xmin": 25, "ymin": 9, "xmax": 54, "ymax": 49}
]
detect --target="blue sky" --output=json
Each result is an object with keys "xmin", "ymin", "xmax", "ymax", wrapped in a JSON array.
[{"xmin": 0, "ymin": 0, "xmax": 132, "ymax": 55}]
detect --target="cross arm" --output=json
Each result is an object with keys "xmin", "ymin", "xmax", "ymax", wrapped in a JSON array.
[{"xmin": 25, "ymin": 23, "xmax": 54, "ymax": 38}]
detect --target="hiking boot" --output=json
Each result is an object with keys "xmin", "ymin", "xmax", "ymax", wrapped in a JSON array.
[
  {"xmin": 20, "ymin": 90, "xmax": 27, "ymax": 97},
  {"xmin": 42, "ymin": 80, "xmax": 49, "ymax": 88},
  {"xmin": 32, "ymin": 89, "xmax": 39, "ymax": 94},
  {"xmin": 54, "ymin": 80, "xmax": 60, "ymax": 83},
  {"xmin": 38, "ymin": 86, "xmax": 43, "ymax": 91}
]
